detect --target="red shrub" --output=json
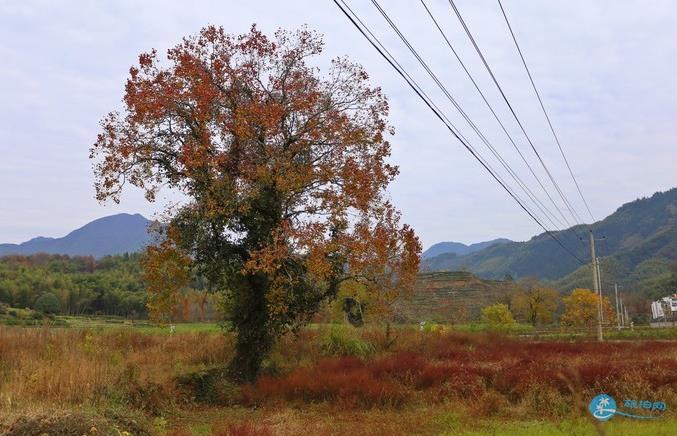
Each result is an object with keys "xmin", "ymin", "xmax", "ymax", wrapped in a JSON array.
[
  {"xmin": 244, "ymin": 358, "xmax": 408, "ymax": 408},
  {"xmin": 424, "ymin": 366, "xmax": 486, "ymax": 399},
  {"xmin": 316, "ymin": 356, "xmax": 365, "ymax": 373},
  {"xmin": 493, "ymin": 361, "xmax": 531, "ymax": 397},
  {"xmin": 576, "ymin": 361, "xmax": 621, "ymax": 387},
  {"xmin": 492, "ymin": 359, "xmax": 565, "ymax": 399},
  {"xmin": 213, "ymin": 422, "xmax": 273, "ymax": 436},
  {"xmin": 644, "ymin": 358, "xmax": 677, "ymax": 388},
  {"xmin": 635, "ymin": 342, "xmax": 677, "ymax": 354},
  {"xmin": 370, "ymin": 352, "xmax": 428, "ymax": 381},
  {"xmin": 414, "ymin": 363, "xmax": 455, "ymax": 389},
  {"xmin": 242, "ymin": 334, "xmax": 677, "ymax": 410},
  {"xmin": 434, "ymin": 347, "xmax": 473, "ymax": 362}
]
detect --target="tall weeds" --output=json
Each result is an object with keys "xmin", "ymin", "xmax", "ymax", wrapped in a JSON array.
[
  {"xmin": 1, "ymin": 325, "xmax": 675, "ymax": 422},
  {"xmin": 0, "ymin": 326, "xmax": 231, "ymax": 413}
]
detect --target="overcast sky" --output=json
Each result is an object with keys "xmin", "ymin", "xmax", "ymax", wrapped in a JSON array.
[{"xmin": 1, "ymin": 0, "xmax": 675, "ymax": 249}]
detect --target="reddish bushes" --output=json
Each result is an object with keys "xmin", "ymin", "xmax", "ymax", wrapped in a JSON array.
[
  {"xmin": 370, "ymin": 352, "xmax": 428, "ymax": 381},
  {"xmin": 243, "ymin": 330, "xmax": 677, "ymax": 410},
  {"xmin": 245, "ymin": 353, "xmax": 489, "ymax": 407},
  {"xmin": 315, "ymin": 356, "xmax": 365, "ymax": 373},
  {"xmin": 644, "ymin": 359, "xmax": 677, "ymax": 388},
  {"xmin": 244, "ymin": 357, "xmax": 407, "ymax": 408},
  {"xmin": 213, "ymin": 422, "xmax": 273, "ymax": 436}
]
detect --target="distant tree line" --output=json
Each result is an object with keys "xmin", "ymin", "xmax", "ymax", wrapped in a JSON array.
[
  {"xmin": 0, "ymin": 253, "xmax": 147, "ymax": 317},
  {"xmin": 479, "ymin": 287, "xmax": 617, "ymax": 329},
  {"xmin": 0, "ymin": 253, "xmax": 224, "ymax": 321}
]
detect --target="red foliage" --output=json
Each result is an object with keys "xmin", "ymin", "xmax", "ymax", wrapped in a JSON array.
[
  {"xmin": 213, "ymin": 422, "xmax": 273, "ymax": 436},
  {"xmin": 316, "ymin": 356, "xmax": 365, "ymax": 373},
  {"xmin": 241, "ymin": 332, "xmax": 677, "ymax": 409},
  {"xmin": 576, "ymin": 361, "xmax": 621, "ymax": 387},
  {"xmin": 414, "ymin": 364, "xmax": 456, "ymax": 389},
  {"xmin": 644, "ymin": 359, "xmax": 677, "ymax": 388},
  {"xmin": 244, "ymin": 357, "xmax": 407, "ymax": 408},
  {"xmin": 370, "ymin": 352, "xmax": 428, "ymax": 380}
]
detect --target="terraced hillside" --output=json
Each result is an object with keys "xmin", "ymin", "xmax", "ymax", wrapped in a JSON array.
[{"xmin": 396, "ymin": 271, "xmax": 515, "ymax": 323}]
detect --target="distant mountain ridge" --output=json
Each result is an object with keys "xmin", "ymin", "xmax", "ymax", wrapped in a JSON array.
[
  {"xmin": 2, "ymin": 187, "xmax": 675, "ymax": 294},
  {"xmin": 423, "ymin": 188, "xmax": 677, "ymax": 290},
  {"xmin": 422, "ymin": 238, "xmax": 512, "ymax": 259},
  {"xmin": 0, "ymin": 213, "xmax": 154, "ymax": 258}
]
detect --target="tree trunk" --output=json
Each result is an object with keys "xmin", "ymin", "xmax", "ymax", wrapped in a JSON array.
[
  {"xmin": 228, "ymin": 274, "xmax": 274, "ymax": 382},
  {"xmin": 229, "ymin": 324, "xmax": 273, "ymax": 382}
]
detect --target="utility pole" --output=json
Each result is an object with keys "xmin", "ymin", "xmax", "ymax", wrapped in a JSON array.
[
  {"xmin": 615, "ymin": 284, "xmax": 621, "ymax": 330},
  {"xmin": 596, "ymin": 258, "xmax": 604, "ymax": 322},
  {"xmin": 590, "ymin": 230, "xmax": 603, "ymax": 341}
]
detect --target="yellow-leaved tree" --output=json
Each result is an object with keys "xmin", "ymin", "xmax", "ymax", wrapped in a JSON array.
[
  {"xmin": 511, "ymin": 279, "xmax": 560, "ymax": 326},
  {"xmin": 560, "ymin": 288, "xmax": 615, "ymax": 327}
]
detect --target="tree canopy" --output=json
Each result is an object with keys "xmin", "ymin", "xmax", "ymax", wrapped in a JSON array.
[
  {"xmin": 34, "ymin": 292, "xmax": 61, "ymax": 314},
  {"xmin": 560, "ymin": 288, "xmax": 615, "ymax": 327},
  {"xmin": 481, "ymin": 303, "xmax": 516, "ymax": 327},
  {"xmin": 91, "ymin": 25, "xmax": 421, "ymax": 380},
  {"xmin": 511, "ymin": 279, "xmax": 559, "ymax": 326}
]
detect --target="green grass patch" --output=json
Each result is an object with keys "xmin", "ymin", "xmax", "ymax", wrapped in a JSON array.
[{"xmin": 450, "ymin": 417, "xmax": 677, "ymax": 436}]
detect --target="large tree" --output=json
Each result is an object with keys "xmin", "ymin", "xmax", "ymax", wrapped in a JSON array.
[
  {"xmin": 560, "ymin": 288, "xmax": 615, "ymax": 328},
  {"xmin": 510, "ymin": 279, "xmax": 559, "ymax": 326},
  {"xmin": 91, "ymin": 25, "xmax": 420, "ymax": 381}
]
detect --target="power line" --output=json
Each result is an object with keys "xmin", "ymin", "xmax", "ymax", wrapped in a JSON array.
[
  {"xmin": 444, "ymin": 0, "xmax": 587, "ymax": 246},
  {"xmin": 496, "ymin": 0, "xmax": 596, "ymax": 222},
  {"xmin": 418, "ymin": 0, "xmax": 571, "ymax": 231},
  {"xmin": 370, "ymin": 0, "xmax": 565, "ymax": 232},
  {"xmin": 337, "ymin": 0, "xmax": 536, "ymax": 227},
  {"xmin": 420, "ymin": 0, "xmax": 584, "ymax": 245},
  {"xmin": 447, "ymin": 0, "xmax": 584, "ymax": 228},
  {"xmin": 331, "ymin": 0, "xmax": 585, "ymax": 265}
]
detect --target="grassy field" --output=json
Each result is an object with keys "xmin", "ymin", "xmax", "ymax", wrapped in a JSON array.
[
  {"xmin": 0, "ymin": 320, "xmax": 675, "ymax": 435},
  {"xmin": 5, "ymin": 309, "xmax": 677, "ymax": 340}
]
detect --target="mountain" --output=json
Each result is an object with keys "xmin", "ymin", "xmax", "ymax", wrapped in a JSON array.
[
  {"xmin": 422, "ymin": 188, "xmax": 677, "ymax": 290},
  {"xmin": 422, "ymin": 238, "xmax": 512, "ymax": 259},
  {"xmin": 0, "ymin": 213, "xmax": 154, "ymax": 258}
]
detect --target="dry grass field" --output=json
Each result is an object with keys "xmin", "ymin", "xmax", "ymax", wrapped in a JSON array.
[{"xmin": 0, "ymin": 324, "xmax": 675, "ymax": 435}]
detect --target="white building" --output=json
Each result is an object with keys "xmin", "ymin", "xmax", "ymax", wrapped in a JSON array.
[{"xmin": 650, "ymin": 293, "xmax": 677, "ymax": 327}]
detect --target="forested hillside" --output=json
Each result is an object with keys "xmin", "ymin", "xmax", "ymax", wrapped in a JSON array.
[
  {"xmin": 423, "ymin": 188, "xmax": 677, "ymax": 295},
  {"xmin": 0, "ymin": 253, "xmax": 147, "ymax": 316}
]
